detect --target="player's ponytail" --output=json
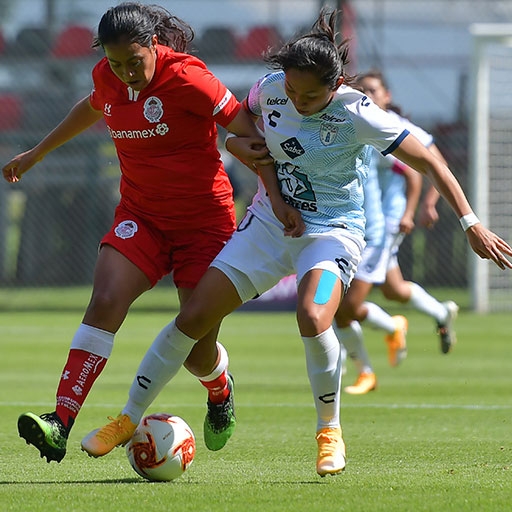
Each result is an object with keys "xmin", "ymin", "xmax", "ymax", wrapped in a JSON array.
[
  {"xmin": 93, "ymin": 2, "xmax": 194, "ymax": 53},
  {"xmin": 264, "ymin": 7, "xmax": 355, "ymax": 89}
]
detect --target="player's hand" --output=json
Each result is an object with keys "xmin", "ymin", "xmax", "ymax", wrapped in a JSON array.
[
  {"xmin": 399, "ymin": 214, "xmax": 415, "ymax": 235},
  {"xmin": 418, "ymin": 203, "xmax": 439, "ymax": 229},
  {"xmin": 2, "ymin": 150, "xmax": 41, "ymax": 183},
  {"xmin": 272, "ymin": 201, "xmax": 305, "ymax": 238},
  {"xmin": 226, "ymin": 136, "xmax": 273, "ymax": 170},
  {"xmin": 466, "ymin": 224, "xmax": 512, "ymax": 270}
]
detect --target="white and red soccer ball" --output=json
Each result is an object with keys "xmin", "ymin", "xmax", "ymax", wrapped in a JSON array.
[{"xmin": 126, "ymin": 413, "xmax": 196, "ymax": 482}]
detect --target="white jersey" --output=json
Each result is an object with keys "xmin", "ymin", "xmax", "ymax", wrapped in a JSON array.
[
  {"xmin": 377, "ymin": 110, "xmax": 434, "ymax": 231},
  {"xmin": 245, "ymin": 72, "xmax": 409, "ymax": 238}
]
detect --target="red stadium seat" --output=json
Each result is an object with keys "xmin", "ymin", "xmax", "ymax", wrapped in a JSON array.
[
  {"xmin": 0, "ymin": 93, "xmax": 22, "ymax": 131},
  {"xmin": 52, "ymin": 25, "xmax": 95, "ymax": 58},
  {"xmin": 235, "ymin": 25, "xmax": 282, "ymax": 61}
]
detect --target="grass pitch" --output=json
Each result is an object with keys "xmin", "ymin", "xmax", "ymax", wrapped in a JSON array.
[{"xmin": 0, "ymin": 286, "xmax": 511, "ymax": 511}]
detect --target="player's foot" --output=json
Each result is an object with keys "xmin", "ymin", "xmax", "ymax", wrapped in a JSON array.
[
  {"xmin": 385, "ymin": 315, "xmax": 408, "ymax": 367},
  {"xmin": 437, "ymin": 300, "xmax": 459, "ymax": 354},
  {"xmin": 344, "ymin": 372, "xmax": 377, "ymax": 395},
  {"xmin": 17, "ymin": 411, "xmax": 70, "ymax": 463},
  {"xmin": 204, "ymin": 373, "xmax": 236, "ymax": 451},
  {"xmin": 81, "ymin": 414, "xmax": 137, "ymax": 457},
  {"xmin": 316, "ymin": 427, "xmax": 346, "ymax": 477}
]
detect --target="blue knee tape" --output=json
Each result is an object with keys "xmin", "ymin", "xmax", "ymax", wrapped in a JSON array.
[{"xmin": 313, "ymin": 270, "xmax": 337, "ymax": 305}]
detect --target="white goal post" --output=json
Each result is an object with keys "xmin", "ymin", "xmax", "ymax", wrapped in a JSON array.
[{"xmin": 469, "ymin": 24, "xmax": 512, "ymax": 312}]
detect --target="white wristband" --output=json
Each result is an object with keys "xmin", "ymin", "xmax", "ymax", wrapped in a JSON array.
[
  {"xmin": 459, "ymin": 213, "xmax": 480, "ymax": 231},
  {"xmin": 224, "ymin": 132, "xmax": 237, "ymax": 144}
]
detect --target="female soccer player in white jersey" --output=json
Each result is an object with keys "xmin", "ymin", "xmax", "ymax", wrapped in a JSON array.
[
  {"xmin": 2, "ymin": 3, "xmax": 300, "ymax": 464},
  {"xmin": 83, "ymin": 8, "xmax": 512, "ymax": 476}
]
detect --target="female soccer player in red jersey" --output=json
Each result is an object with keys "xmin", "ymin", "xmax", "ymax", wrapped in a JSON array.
[{"xmin": 2, "ymin": 2, "xmax": 302, "ymax": 463}]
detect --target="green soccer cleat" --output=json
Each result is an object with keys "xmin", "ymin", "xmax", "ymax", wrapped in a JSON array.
[
  {"xmin": 203, "ymin": 373, "xmax": 236, "ymax": 451},
  {"xmin": 17, "ymin": 412, "xmax": 70, "ymax": 463}
]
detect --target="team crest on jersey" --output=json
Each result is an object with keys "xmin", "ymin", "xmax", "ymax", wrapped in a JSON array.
[
  {"xmin": 114, "ymin": 220, "xmax": 138, "ymax": 239},
  {"xmin": 320, "ymin": 123, "xmax": 338, "ymax": 146},
  {"xmin": 143, "ymin": 96, "xmax": 164, "ymax": 123}
]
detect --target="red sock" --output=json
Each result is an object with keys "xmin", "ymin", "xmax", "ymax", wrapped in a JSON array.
[
  {"xmin": 200, "ymin": 371, "xmax": 229, "ymax": 404},
  {"xmin": 55, "ymin": 349, "xmax": 107, "ymax": 428}
]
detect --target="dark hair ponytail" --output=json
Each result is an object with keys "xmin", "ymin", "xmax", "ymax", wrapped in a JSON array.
[
  {"xmin": 264, "ymin": 7, "xmax": 354, "ymax": 89},
  {"xmin": 93, "ymin": 2, "xmax": 194, "ymax": 52}
]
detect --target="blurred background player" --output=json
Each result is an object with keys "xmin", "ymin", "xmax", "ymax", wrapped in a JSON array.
[{"xmin": 336, "ymin": 70, "xmax": 460, "ymax": 394}]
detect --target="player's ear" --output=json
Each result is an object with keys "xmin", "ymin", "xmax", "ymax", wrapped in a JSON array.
[
  {"xmin": 336, "ymin": 76, "xmax": 345, "ymax": 88},
  {"xmin": 151, "ymin": 34, "xmax": 158, "ymax": 47}
]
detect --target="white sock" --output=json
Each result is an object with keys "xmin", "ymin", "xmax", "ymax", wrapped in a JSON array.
[
  {"xmin": 364, "ymin": 302, "xmax": 396, "ymax": 333},
  {"xmin": 198, "ymin": 343, "xmax": 229, "ymax": 382},
  {"xmin": 70, "ymin": 323, "xmax": 114, "ymax": 359},
  {"xmin": 334, "ymin": 321, "xmax": 373, "ymax": 374},
  {"xmin": 302, "ymin": 327, "xmax": 342, "ymax": 431},
  {"xmin": 122, "ymin": 319, "xmax": 197, "ymax": 423},
  {"xmin": 408, "ymin": 282, "xmax": 447, "ymax": 323}
]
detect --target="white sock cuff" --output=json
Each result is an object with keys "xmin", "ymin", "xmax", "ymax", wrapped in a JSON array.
[
  {"xmin": 199, "ymin": 342, "xmax": 229, "ymax": 382},
  {"xmin": 70, "ymin": 323, "xmax": 114, "ymax": 359},
  {"xmin": 302, "ymin": 326, "xmax": 336, "ymax": 348}
]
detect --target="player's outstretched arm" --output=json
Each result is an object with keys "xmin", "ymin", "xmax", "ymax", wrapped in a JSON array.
[
  {"xmin": 2, "ymin": 97, "xmax": 102, "ymax": 183},
  {"xmin": 391, "ymin": 133, "xmax": 512, "ymax": 269}
]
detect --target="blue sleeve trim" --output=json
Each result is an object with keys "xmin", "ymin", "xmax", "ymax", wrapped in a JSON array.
[{"xmin": 382, "ymin": 129, "xmax": 409, "ymax": 156}]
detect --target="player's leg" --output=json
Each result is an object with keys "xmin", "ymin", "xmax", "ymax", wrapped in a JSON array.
[
  {"xmin": 18, "ymin": 245, "xmax": 151, "ymax": 462},
  {"xmin": 382, "ymin": 262, "xmax": 458, "ymax": 353},
  {"xmin": 179, "ymin": 288, "xmax": 236, "ymax": 451},
  {"xmin": 333, "ymin": 279, "xmax": 377, "ymax": 392},
  {"xmin": 81, "ymin": 266, "xmax": 244, "ymax": 458},
  {"xmin": 297, "ymin": 268, "xmax": 346, "ymax": 476},
  {"xmin": 295, "ymin": 234, "xmax": 362, "ymax": 476}
]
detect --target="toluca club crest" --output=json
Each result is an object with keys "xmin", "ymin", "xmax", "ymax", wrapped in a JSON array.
[{"xmin": 143, "ymin": 96, "xmax": 164, "ymax": 123}]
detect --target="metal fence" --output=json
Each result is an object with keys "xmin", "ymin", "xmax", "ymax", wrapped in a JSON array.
[{"xmin": 0, "ymin": 0, "xmax": 510, "ymax": 289}]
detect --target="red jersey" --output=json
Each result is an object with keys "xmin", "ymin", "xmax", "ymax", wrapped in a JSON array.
[{"xmin": 90, "ymin": 45, "xmax": 240, "ymax": 230}]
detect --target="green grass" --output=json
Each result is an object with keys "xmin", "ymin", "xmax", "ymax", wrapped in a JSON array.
[{"xmin": 0, "ymin": 286, "xmax": 511, "ymax": 511}]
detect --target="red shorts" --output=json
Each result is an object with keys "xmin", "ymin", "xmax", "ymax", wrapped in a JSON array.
[{"xmin": 101, "ymin": 204, "xmax": 235, "ymax": 288}]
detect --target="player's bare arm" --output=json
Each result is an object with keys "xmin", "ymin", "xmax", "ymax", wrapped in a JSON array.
[
  {"xmin": 392, "ymin": 133, "xmax": 512, "ymax": 269},
  {"xmin": 2, "ymin": 97, "xmax": 103, "ymax": 183}
]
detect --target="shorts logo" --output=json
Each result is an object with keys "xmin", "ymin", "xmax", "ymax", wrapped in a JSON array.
[
  {"xmin": 115, "ymin": 220, "xmax": 138, "ymax": 239},
  {"xmin": 143, "ymin": 96, "xmax": 164, "ymax": 123}
]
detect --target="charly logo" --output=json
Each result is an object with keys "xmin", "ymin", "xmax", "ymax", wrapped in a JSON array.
[
  {"xmin": 320, "ymin": 123, "xmax": 338, "ymax": 146},
  {"xmin": 280, "ymin": 137, "xmax": 305, "ymax": 159},
  {"xmin": 115, "ymin": 220, "xmax": 138, "ymax": 239},
  {"xmin": 143, "ymin": 96, "xmax": 164, "ymax": 123}
]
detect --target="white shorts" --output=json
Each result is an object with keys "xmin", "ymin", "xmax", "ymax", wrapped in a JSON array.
[
  {"xmin": 210, "ymin": 212, "xmax": 365, "ymax": 303},
  {"xmin": 355, "ymin": 230, "xmax": 405, "ymax": 284}
]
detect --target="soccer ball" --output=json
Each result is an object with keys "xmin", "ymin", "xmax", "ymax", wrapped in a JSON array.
[{"xmin": 126, "ymin": 413, "xmax": 196, "ymax": 482}]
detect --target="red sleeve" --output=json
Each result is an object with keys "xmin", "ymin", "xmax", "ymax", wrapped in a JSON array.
[
  {"xmin": 89, "ymin": 60, "xmax": 107, "ymax": 111},
  {"xmin": 176, "ymin": 60, "xmax": 241, "ymax": 127}
]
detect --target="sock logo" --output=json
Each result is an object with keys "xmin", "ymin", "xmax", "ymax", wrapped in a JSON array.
[
  {"xmin": 319, "ymin": 392, "xmax": 336, "ymax": 404},
  {"xmin": 72, "ymin": 385, "xmax": 83, "ymax": 396},
  {"xmin": 137, "ymin": 375, "xmax": 151, "ymax": 389}
]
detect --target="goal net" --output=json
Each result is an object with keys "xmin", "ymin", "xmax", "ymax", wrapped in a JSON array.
[{"xmin": 469, "ymin": 24, "xmax": 512, "ymax": 312}]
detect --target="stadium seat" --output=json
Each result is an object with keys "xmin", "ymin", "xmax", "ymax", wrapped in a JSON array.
[
  {"xmin": 235, "ymin": 25, "xmax": 282, "ymax": 61},
  {"xmin": 51, "ymin": 24, "xmax": 95, "ymax": 58},
  {"xmin": 0, "ymin": 93, "xmax": 22, "ymax": 131},
  {"xmin": 196, "ymin": 26, "xmax": 237, "ymax": 63},
  {"xmin": 12, "ymin": 26, "xmax": 53, "ymax": 58}
]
